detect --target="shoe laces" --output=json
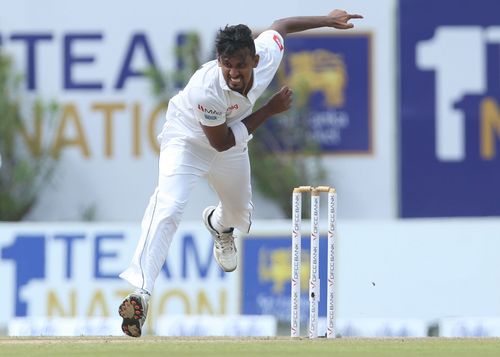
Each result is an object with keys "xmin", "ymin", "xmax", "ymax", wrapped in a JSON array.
[{"xmin": 215, "ymin": 231, "xmax": 236, "ymax": 253}]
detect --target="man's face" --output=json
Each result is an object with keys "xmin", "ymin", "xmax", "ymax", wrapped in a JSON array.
[{"xmin": 218, "ymin": 48, "xmax": 259, "ymax": 95}]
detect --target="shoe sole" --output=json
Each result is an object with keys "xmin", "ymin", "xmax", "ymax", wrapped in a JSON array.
[{"xmin": 118, "ymin": 295, "xmax": 145, "ymax": 337}]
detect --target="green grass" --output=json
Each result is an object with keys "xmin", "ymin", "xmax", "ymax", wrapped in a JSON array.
[{"xmin": 1, "ymin": 337, "xmax": 500, "ymax": 357}]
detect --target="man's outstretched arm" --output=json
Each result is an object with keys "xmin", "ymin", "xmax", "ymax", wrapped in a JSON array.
[{"xmin": 269, "ymin": 9, "xmax": 363, "ymax": 38}]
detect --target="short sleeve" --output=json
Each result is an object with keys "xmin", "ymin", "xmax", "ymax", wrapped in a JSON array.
[
  {"xmin": 250, "ymin": 30, "xmax": 285, "ymax": 99},
  {"xmin": 188, "ymin": 86, "xmax": 226, "ymax": 127},
  {"xmin": 254, "ymin": 30, "xmax": 285, "ymax": 60}
]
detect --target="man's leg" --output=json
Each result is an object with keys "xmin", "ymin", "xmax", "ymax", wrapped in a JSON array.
[
  {"xmin": 119, "ymin": 139, "xmax": 206, "ymax": 337},
  {"xmin": 208, "ymin": 146, "xmax": 253, "ymax": 233},
  {"xmin": 119, "ymin": 173, "xmax": 200, "ymax": 336},
  {"xmin": 203, "ymin": 146, "xmax": 253, "ymax": 272}
]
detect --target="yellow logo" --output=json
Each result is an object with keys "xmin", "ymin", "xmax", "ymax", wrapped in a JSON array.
[
  {"xmin": 259, "ymin": 248, "xmax": 310, "ymax": 294},
  {"xmin": 279, "ymin": 50, "xmax": 347, "ymax": 108}
]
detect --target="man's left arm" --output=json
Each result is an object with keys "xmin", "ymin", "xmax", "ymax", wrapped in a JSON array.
[{"xmin": 269, "ymin": 9, "xmax": 363, "ymax": 38}]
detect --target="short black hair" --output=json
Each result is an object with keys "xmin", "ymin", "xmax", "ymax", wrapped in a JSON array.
[{"xmin": 215, "ymin": 24, "xmax": 256, "ymax": 58}]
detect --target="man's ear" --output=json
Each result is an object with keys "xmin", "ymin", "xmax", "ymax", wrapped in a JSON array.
[
  {"xmin": 253, "ymin": 54, "xmax": 260, "ymax": 68},
  {"xmin": 217, "ymin": 56, "xmax": 222, "ymax": 67}
]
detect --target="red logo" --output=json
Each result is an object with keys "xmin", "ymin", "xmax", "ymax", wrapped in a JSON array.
[
  {"xmin": 197, "ymin": 104, "xmax": 222, "ymax": 116},
  {"xmin": 273, "ymin": 34, "xmax": 284, "ymax": 51},
  {"xmin": 227, "ymin": 104, "xmax": 239, "ymax": 112}
]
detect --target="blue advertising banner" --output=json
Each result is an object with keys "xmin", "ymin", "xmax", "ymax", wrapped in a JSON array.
[
  {"xmin": 400, "ymin": 0, "xmax": 500, "ymax": 217},
  {"xmin": 273, "ymin": 33, "xmax": 372, "ymax": 154},
  {"xmin": 241, "ymin": 236, "xmax": 328, "ymax": 324},
  {"xmin": 0, "ymin": 224, "xmax": 239, "ymax": 329}
]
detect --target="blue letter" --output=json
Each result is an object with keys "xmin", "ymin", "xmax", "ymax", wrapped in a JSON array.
[
  {"xmin": 94, "ymin": 233, "xmax": 123, "ymax": 278},
  {"xmin": 115, "ymin": 33, "xmax": 157, "ymax": 89},
  {"xmin": 1, "ymin": 235, "xmax": 46, "ymax": 316},
  {"xmin": 161, "ymin": 260, "xmax": 172, "ymax": 279},
  {"xmin": 54, "ymin": 234, "xmax": 85, "ymax": 279},
  {"xmin": 10, "ymin": 33, "xmax": 53, "ymax": 90},
  {"xmin": 182, "ymin": 234, "xmax": 221, "ymax": 278},
  {"xmin": 64, "ymin": 33, "xmax": 103, "ymax": 90}
]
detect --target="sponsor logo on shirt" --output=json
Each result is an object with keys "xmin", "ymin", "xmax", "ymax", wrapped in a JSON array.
[
  {"xmin": 204, "ymin": 114, "xmax": 218, "ymax": 120},
  {"xmin": 197, "ymin": 104, "xmax": 222, "ymax": 116},
  {"xmin": 227, "ymin": 104, "xmax": 239, "ymax": 113},
  {"xmin": 273, "ymin": 34, "xmax": 284, "ymax": 51}
]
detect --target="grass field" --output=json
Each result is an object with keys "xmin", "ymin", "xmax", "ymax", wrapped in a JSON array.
[{"xmin": 1, "ymin": 337, "xmax": 500, "ymax": 357}]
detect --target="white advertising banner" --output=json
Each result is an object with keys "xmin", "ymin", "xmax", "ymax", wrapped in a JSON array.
[
  {"xmin": 0, "ymin": 0, "xmax": 397, "ymax": 221},
  {"xmin": 331, "ymin": 318, "xmax": 429, "ymax": 338},
  {"xmin": 156, "ymin": 315, "xmax": 277, "ymax": 337},
  {"xmin": 2, "ymin": 218, "xmax": 500, "ymax": 337},
  {"xmin": 0, "ymin": 222, "xmax": 239, "ymax": 335},
  {"xmin": 438, "ymin": 317, "xmax": 500, "ymax": 337}
]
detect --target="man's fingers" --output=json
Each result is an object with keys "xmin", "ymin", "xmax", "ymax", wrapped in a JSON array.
[
  {"xmin": 280, "ymin": 86, "xmax": 291, "ymax": 94},
  {"xmin": 349, "ymin": 14, "xmax": 363, "ymax": 19},
  {"xmin": 271, "ymin": 86, "xmax": 293, "ymax": 111},
  {"xmin": 277, "ymin": 86, "xmax": 293, "ymax": 101}
]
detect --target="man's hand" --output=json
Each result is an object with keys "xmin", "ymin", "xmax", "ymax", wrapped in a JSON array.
[
  {"xmin": 266, "ymin": 86, "xmax": 293, "ymax": 115},
  {"xmin": 328, "ymin": 9, "xmax": 363, "ymax": 29},
  {"xmin": 241, "ymin": 86, "xmax": 293, "ymax": 135}
]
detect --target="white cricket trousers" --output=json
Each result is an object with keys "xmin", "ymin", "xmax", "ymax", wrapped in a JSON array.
[{"xmin": 119, "ymin": 134, "xmax": 253, "ymax": 293}]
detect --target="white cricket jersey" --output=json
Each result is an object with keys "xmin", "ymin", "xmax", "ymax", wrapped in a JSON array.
[{"xmin": 160, "ymin": 29, "xmax": 285, "ymax": 145}]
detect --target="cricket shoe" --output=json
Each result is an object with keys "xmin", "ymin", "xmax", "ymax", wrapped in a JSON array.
[
  {"xmin": 118, "ymin": 292, "xmax": 149, "ymax": 337},
  {"xmin": 202, "ymin": 206, "xmax": 237, "ymax": 272}
]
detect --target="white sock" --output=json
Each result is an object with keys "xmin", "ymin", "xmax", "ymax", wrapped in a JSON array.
[
  {"xmin": 134, "ymin": 288, "xmax": 151, "ymax": 302},
  {"xmin": 210, "ymin": 212, "xmax": 232, "ymax": 233}
]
